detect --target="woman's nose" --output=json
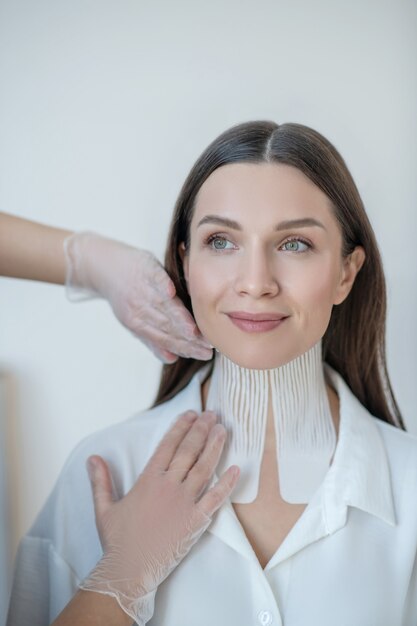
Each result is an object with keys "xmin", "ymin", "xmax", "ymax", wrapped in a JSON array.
[{"xmin": 234, "ymin": 250, "xmax": 279, "ymax": 298}]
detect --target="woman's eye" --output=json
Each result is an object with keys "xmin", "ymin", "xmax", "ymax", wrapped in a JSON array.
[
  {"xmin": 205, "ymin": 235, "xmax": 310, "ymax": 252},
  {"xmin": 281, "ymin": 238, "xmax": 310, "ymax": 253},
  {"xmin": 208, "ymin": 236, "xmax": 234, "ymax": 250}
]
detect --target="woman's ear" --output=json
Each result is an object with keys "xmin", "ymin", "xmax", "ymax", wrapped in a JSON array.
[
  {"xmin": 178, "ymin": 242, "xmax": 189, "ymax": 284},
  {"xmin": 333, "ymin": 246, "xmax": 366, "ymax": 305}
]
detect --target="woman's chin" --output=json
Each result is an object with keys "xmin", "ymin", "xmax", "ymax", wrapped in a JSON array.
[{"xmin": 213, "ymin": 345, "xmax": 298, "ymax": 371}]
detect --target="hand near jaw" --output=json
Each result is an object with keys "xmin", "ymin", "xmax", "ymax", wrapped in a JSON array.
[
  {"xmin": 52, "ymin": 410, "xmax": 239, "ymax": 626},
  {"xmin": 0, "ymin": 215, "xmax": 212, "ymax": 362},
  {"xmin": 64, "ymin": 232, "xmax": 213, "ymax": 363}
]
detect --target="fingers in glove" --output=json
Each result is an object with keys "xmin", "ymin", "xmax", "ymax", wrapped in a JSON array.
[
  {"xmin": 135, "ymin": 293, "xmax": 211, "ymax": 348},
  {"xmin": 131, "ymin": 307, "xmax": 212, "ymax": 352},
  {"xmin": 144, "ymin": 254, "xmax": 177, "ymax": 300},
  {"xmin": 146, "ymin": 334, "xmax": 211, "ymax": 362},
  {"xmin": 165, "ymin": 302, "xmax": 213, "ymax": 351},
  {"xmin": 153, "ymin": 268, "xmax": 176, "ymax": 299},
  {"xmin": 87, "ymin": 455, "xmax": 116, "ymax": 521},
  {"xmin": 154, "ymin": 340, "xmax": 212, "ymax": 362},
  {"xmin": 160, "ymin": 341, "xmax": 212, "ymax": 362},
  {"xmin": 143, "ymin": 339, "xmax": 179, "ymax": 364},
  {"xmin": 197, "ymin": 465, "xmax": 240, "ymax": 518},
  {"xmin": 131, "ymin": 322, "xmax": 213, "ymax": 362},
  {"xmin": 159, "ymin": 351, "xmax": 179, "ymax": 364},
  {"xmin": 144, "ymin": 411, "xmax": 199, "ymax": 473},
  {"xmin": 184, "ymin": 423, "xmax": 227, "ymax": 496},
  {"xmin": 167, "ymin": 412, "xmax": 217, "ymax": 481}
]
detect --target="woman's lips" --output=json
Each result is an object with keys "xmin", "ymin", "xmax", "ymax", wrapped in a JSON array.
[{"xmin": 226, "ymin": 312, "xmax": 289, "ymax": 333}]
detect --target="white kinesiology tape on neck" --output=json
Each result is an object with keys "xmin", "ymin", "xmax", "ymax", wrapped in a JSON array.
[{"xmin": 205, "ymin": 340, "xmax": 336, "ymax": 504}]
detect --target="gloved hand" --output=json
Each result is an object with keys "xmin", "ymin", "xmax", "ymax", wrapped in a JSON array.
[
  {"xmin": 63, "ymin": 231, "xmax": 212, "ymax": 363},
  {"xmin": 80, "ymin": 410, "xmax": 239, "ymax": 625}
]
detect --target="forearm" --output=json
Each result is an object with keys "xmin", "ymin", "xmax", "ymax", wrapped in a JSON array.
[
  {"xmin": 0, "ymin": 212, "xmax": 72, "ymax": 284},
  {"xmin": 51, "ymin": 589, "xmax": 133, "ymax": 626}
]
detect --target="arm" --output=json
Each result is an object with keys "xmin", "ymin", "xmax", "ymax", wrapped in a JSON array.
[
  {"xmin": 0, "ymin": 212, "xmax": 211, "ymax": 361},
  {"xmin": 0, "ymin": 212, "xmax": 71, "ymax": 283},
  {"xmin": 51, "ymin": 411, "xmax": 239, "ymax": 626},
  {"xmin": 51, "ymin": 591, "xmax": 132, "ymax": 626}
]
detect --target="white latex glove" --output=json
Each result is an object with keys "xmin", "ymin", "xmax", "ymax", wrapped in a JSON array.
[
  {"xmin": 63, "ymin": 231, "xmax": 213, "ymax": 363},
  {"xmin": 80, "ymin": 410, "xmax": 240, "ymax": 625}
]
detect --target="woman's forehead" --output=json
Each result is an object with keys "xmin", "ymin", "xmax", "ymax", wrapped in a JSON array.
[{"xmin": 192, "ymin": 162, "xmax": 335, "ymax": 229}]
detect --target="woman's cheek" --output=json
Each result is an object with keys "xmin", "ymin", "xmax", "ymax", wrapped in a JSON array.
[
  {"xmin": 304, "ymin": 272, "xmax": 338, "ymax": 333},
  {"xmin": 187, "ymin": 268, "xmax": 217, "ymax": 324}
]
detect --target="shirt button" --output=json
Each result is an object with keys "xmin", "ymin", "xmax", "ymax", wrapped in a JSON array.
[{"xmin": 257, "ymin": 610, "xmax": 273, "ymax": 625}]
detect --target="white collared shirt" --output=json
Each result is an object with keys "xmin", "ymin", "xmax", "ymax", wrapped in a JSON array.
[{"xmin": 7, "ymin": 364, "xmax": 417, "ymax": 626}]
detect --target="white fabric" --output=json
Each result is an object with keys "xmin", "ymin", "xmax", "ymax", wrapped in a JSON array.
[
  {"xmin": 206, "ymin": 341, "xmax": 336, "ymax": 504},
  {"xmin": 7, "ymin": 363, "xmax": 417, "ymax": 626}
]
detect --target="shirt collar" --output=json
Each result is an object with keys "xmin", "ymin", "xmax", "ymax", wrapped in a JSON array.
[
  {"xmin": 322, "ymin": 362, "xmax": 397, "ymax": 529},
  {"xmin": 187, "ymin": 360, "xmax": 397, "ymax": 529}
]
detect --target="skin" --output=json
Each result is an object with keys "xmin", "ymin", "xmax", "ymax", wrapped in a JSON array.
[
  {"xmin": 0, "ymin": 212, "xmax": 71, "ymax": 283},
  {"xmin": 50, "ymin": 591, "xmax": 133, "ymax": 626},
  {"xmin": 181, "ymin": 162, "xmax": 366, "ymax": 371}
]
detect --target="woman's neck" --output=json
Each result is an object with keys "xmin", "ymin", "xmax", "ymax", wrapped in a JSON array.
[
  {"xmin": 202, "ymin": 377, "xmax": 340, "ymax": 447},
  {"xmin": 201, "ymin": 341, "xmax": 340, "ymax": 504}
]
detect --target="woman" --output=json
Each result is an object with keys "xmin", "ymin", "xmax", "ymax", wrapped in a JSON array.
[{"xmin": 7, "ymin": 121, "xmax": 417, "ymax": 625}]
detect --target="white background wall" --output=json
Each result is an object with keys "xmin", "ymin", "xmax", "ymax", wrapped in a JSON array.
[{"xmin": 0, "ymin": 0, "xmax": 416, "ymax": 612}]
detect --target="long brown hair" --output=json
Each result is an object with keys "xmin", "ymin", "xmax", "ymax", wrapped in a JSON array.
[{"xmin": 153, "ymin": 121, "xmax": 405, "ymax": 430}]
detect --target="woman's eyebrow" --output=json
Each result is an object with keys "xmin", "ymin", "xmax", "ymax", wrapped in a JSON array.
[
  {"xmin": 276, "ymin": 218, "xmax": 327, "ymax": 231},
  {"xmin": 197, "ymin": 215, "xmax": 327, "ymax": 231},
  {"xmin": 197, "ymin": 215, "xmax": 242, "ymax": 229}
]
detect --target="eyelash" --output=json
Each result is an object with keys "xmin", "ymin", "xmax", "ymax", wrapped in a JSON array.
[{"xmin": 205, "ymin": 234, "xmax": 313, "ymax": 253}]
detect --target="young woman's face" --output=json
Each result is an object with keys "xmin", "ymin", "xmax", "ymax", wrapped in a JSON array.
[{"xmin": 181, "ymin": 163, "xmax": 365, "ymax": 369}]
